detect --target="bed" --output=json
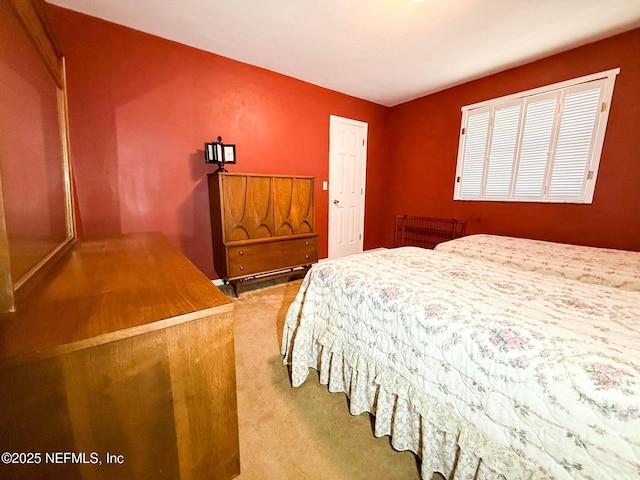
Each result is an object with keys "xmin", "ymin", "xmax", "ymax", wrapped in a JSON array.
[
  {"xmin": 281, "ymin": 247, "xmax": 640, "ymax": 480},
  {"xmin": 435, "ymin": 234, "xmax": 640, "ymax": 291}
]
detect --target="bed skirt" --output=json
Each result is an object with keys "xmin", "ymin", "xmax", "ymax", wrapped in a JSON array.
[{"xmin": 283, "ymin": 321, "xmax": 548, "ymax": 480}]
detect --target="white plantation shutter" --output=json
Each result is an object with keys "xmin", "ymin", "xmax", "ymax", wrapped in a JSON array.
[
  {"xmin": 459, "ymin": 107, "xmax": 490, "ymax": 197},
  {"xmin": 454, "ymin": 69, "xmax": 618, "ymax": 204},
  {"xmin": 485, "ymin": 102, "xmax": 521, "ymax": 198},
  {"xmin": 513, "ymin": 93, "xmax": 558, "ymax": 198},
  {"xmin": 548, "ymin": 82, "xmax": 604, "ymax": 198}
]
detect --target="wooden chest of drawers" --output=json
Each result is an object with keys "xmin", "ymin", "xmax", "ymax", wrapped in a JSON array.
[{"xmin": 208, "ymin": 172, "xmax": 318, "ymax": 294}]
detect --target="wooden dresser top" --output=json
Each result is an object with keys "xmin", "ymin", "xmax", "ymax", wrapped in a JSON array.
[{"xmin": 0, "ymin": 232, "xmax": 232, "ymax": 365}]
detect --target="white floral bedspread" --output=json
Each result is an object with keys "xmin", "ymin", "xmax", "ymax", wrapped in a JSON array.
[
  {"xmin": 435, "ymin": 234, "xmax": 640, "ymax": 291},
  {"xmin": 282, "ymin": 247, "xmax": 640, "ymax": 480}
]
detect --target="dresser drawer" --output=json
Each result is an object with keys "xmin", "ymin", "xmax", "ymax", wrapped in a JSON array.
[{"xmin": 227, "ymin": 237, "xmax": 318, "ymax": 279}]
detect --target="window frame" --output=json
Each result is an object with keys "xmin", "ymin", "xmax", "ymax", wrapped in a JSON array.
[{"xmin": 453, "ymin": 68, "xmax": 619, "ymax": 204}]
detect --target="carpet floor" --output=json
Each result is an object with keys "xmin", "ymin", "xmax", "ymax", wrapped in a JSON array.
[{"xmin": 223, "ymin": 279, "xmax": 425, "ymax": 480}]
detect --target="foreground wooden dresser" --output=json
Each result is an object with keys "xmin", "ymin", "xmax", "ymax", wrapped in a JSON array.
[
  {"xmin": 208, "ymin": 172, "xmax": 318, "ymax": 295},
  {"xmin": 0, "ymin": 233, "xmax": 239, "ymax": 480}
]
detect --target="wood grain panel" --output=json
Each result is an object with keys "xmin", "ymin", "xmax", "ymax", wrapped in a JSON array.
[
  {"xmin": 0, "ymin": 359, "xmax": 80, "ymax": 480},
  {"xmin": 273, "ymin": 177, "xmax": 295, "ymax": 236},
  {"xmin": 221, "ymin": 175, "xmax": 250, "ymax": 240},
  {"xmin": 168, "ymin": 312, "xmax": 240, "ymax": 480},
  {"xmin": 221, "ymin": 175, "xmax": 273, "ymax": 240},
  {"xmin": 62, "ymin": 332, "xmax": 179, "ymax": 480},
  {"xmin": 273, "ymin": 177, "xmax": 314, "ymax": 235},
  {"xmin": 293, "ymin": 178, "xmax": 314, "ymax": 233},
  {"xmin": 246, "ymin": 176, "xmax": 273, "ymax": 238}
]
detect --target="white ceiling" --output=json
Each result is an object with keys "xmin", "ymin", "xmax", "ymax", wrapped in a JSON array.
[{"xmin": 46, "ymin": 0, "xmax": 640, "ymax": 107}]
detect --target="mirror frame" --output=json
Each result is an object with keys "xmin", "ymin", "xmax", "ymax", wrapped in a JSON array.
[{"xmin": 0, "ymin": 0, "xmax": 76, "ymax": 313}]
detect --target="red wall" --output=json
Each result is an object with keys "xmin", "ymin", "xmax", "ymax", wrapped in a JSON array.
[
  {"xmin": 385, "ymin": 28, "xmax": 640, "ymax": 251},
  {"xmin": 43, "ymin": 5, "xmax": 640, "ymax": 277},
  {"xmin": 45, "ymin": 6, "xmax": 388, "ymax": 278}
]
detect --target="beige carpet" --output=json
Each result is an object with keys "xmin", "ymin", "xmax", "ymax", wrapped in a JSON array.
[{"xmin": 225, "ymin": 279, "xmax": 426, "ymax": 480}]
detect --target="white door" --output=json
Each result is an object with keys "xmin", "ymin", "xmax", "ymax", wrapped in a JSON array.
[{"xmin": 328, "ymin": 115, "xmax": 368, "ymax": 259}]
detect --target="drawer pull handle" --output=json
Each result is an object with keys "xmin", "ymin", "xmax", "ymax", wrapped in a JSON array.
[
  {"xmin": 239, "ymin": 265, "xmax": 244, "ymax": 270},
  {"xmin": 305, "ymin": 241, "xmax": 309, "ymax": 246},
  {"xmin": 305, "ymin": 254, "xmax": 310, "ymax": 259},
  {"xmin": 238, "ymin": 250, "xmax": 244, "ymax": 255}
]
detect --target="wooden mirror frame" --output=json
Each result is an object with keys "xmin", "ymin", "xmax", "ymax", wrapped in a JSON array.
[{"xmin": 0, "ymin": 0, "xmax": 76, "ymax": 313}]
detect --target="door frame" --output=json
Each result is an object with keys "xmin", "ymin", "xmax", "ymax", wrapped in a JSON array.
[{"xmin": 328, "ymin": 115, "xmax": 368, "ymax": 259}]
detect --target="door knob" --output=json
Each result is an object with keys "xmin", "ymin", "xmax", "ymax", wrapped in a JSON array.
[{"xmin": 333, "ymin": 199, "xmax": 340, "ymax": 205}]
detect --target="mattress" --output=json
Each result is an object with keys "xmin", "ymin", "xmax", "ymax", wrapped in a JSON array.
[
  {"xmin": 282, "ymin": 247, "xmax": 640, "ymax": 480},
  {"xmin": 435, "ymin": 234, "xmax": 640, "ymax": 291}
]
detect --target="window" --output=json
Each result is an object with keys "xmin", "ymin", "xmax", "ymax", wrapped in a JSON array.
[{"xmin": 454, "ymin": 69, "xmax": 619, "ymax": 203}]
